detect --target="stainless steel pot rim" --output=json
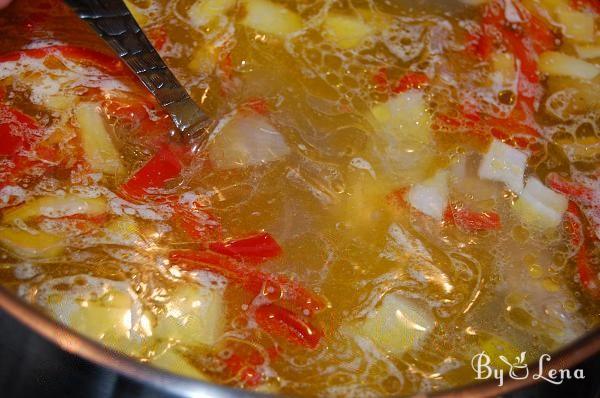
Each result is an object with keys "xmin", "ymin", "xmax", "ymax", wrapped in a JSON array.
[{"xmin": 1, "ymin": 285, "xmax": 599, "ymax": 398}]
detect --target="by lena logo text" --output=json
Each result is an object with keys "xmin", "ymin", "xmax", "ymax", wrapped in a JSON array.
[{"xmin": 471, "ymin": 351, "xmax": 585, "ymax": 386}]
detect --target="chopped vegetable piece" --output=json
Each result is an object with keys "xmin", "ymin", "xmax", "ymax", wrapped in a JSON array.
[
  {"xmin": 208, "ymin": 114, "xmax": 290, "ymax": 170},
  {"xmin": 513, "ymin": 178, "xmax": 569, "ymax": 229},
  {"xmin": 575, "ymin": 44, "xmax": 600, "ymax": 59},
  {"xmin": 407, "ymin": 170, "xmax": 449, "ymax": 220},
  {"xmin": 3, "ymin": 194, "xmax": 107, "ymax": 223},
  {"xmin": 121, "ymin": 145, "xmax": 183, "ymax": 198},
  {"xmin": 371, "ymin": 90, "xmax": 432, "ymax": 145},
  {"xmin": 539, "ymin": 52, "xmax": 600, "ymax": 80},
  {"xmin": 255, "ymin": 303, "xmax": 322, "ymax": 349},
  {"xmin": 151, "ymin": 345, "xmax": 209, "ymax": 380},
  {"xmin": 154, "ymin": 284, "xmax": 225, "ymax": 346},
  {"xmin": 444, "ymin": 205, "xmax": 501, "ymax": 231},
  {"xmin": 392, "ymin": 72, "xmax": 429, "ymax": 94},
  {"xmin": 189, "ymin": 0, "xmax": 236, "ymax": 28},
  {"xmin": 209, "ymin": 232, "xmax": 282, "ymax": 263},
  {"xmin": 169, "ymin": 250, "xmax": 326, "ymax": 314},
  {"xmin": 74, "ymin": 103, "xmax": 124, "ymax": 176},
  {"xmin": 322, "ymin": 14, "xmax": 373, "ymax": 49},
  {"xmin": 0, "ymin": 227, "xmax": 64, "ymax": 258},
  {"xmin": 241, "ymin": 0, "xmax": 303, "ymax": 37},
  {"xmin": 478, "ymin": 139, "xmax": 528, "ymax": 193},
  {"xmin": 555, "ymin": 4, "xmax": 595, "ymax": 43},
  {"xmin": 355, "ymin": 293, "xmax": 435, "ymax": 356}
]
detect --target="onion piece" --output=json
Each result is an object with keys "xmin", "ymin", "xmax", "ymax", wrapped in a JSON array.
[
  {"xmin": 407, "ymin": 170, "xmax": 449, "ymax": 220},
  {"xmin": 478, "ymin": 139, "xmax": 528, "ymax": 193},
  {"xmin": 513, "ymin": 178, "xmax": 568, "ymax": 229},
  {"xmin": 208, "ymin": 114, "xmax": 290, "ymax": 170}
]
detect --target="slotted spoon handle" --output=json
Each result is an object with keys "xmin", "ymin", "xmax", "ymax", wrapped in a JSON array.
[{"xmin": 63, "ymin": 0, "xmax": 214, "ymax": 142}]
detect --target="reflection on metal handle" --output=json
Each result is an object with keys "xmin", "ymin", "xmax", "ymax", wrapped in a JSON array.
[{"xmin": 63, "ymin": 0, "xmax": 213, "ymax": 141}]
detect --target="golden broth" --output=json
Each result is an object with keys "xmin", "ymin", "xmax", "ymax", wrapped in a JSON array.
[{"xmin": 0, "ymin": 0, "xmax": 598, "ymax": 396}]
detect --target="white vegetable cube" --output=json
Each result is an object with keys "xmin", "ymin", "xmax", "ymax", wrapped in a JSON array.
[
  {"xmin": 407, "ymin": 170, "xmax": 449, "ymax": 220},
  {"xmin": 241, "ymin": 0, "xmax": 303, "ymax": 37},
  {"xmin": 370, "ymin": 90, "xmax": 432, "ymax": 145},
  {"xmin": 208, "ymin": 114, "xmax": 290, "ymax": 170},
  {"xmin": 75, "ymin": 103, "xmax": 124, "ymax": 176},
  {"xmin": 189, "ymin": 0, "xmax": 236, "ymax": 28},
  {"xmin": 322, "ymin": 14, "xmax": 373, "ymax": 49},
  {"xmin": 556, "ymin": 5, "xmax": 595, "ymax": 43},
  {"xmin": 513, "ymin": 178, "xmax": 568, "ymax": 229},
  {"xmin": 154, "ymin": 284, "xmax": 225, "ymax": 346},
  {"xmin": 478, "ymin": 139, "xmax": 528, "ymax": 193},
  {"xmin": 539, "ymin": 52, "xmax": 600, "ymax": 80},
  {"xmin": 357, "ymin": 293, "xmax": 435, "ymax": 356}
]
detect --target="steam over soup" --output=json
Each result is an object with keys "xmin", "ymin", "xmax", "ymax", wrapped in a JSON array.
[{"xmin": 0, "ymin": 0, "xmax": 599, "ymax": 396}]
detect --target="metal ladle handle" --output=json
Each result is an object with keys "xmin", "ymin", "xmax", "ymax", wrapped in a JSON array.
[{"xmin": 63, "ymin": 0, "xmax": 214, "ymax": 141}]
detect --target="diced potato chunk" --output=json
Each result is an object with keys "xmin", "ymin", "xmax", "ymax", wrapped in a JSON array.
[
  {"xmin": 491, "ymin": 52, "xmax": 516, "ymax": 85},
  {"xmin": 124, "ymin": 0, "xmax": 149, "ymax": 27},
  {"xmin": 322, "ymin": 14, "xmax": 373, "ymax": 49},
  {"xmin": 555, "ymin": 5, "xmax": 595, "ymax": 43},
  {"xmin": 43, "ymin": 94, "xmax": 78, "ymax": 112},
  {"xmin": 187, "ymin": 44, "xmax": 219, "ymax": 74},
  {"xmin": 154, "ymin": 284, "xmax": 225, "ymax": 346},
  {"xmin": 539, "ymin": 52, "xmax": 600, "ymax": 80},
  {"xmin": 0, "ymin": 227, "xmax": 64, "ymax": 258},
  {"xmin": 69, "ymin": 290, "xmax": 140, "ymax": 352},
  {"xmin": 241, "ymin": 0, "xmax": 303, "ymax": 37},
  {"xmin": 575, "ymin": 45, "xmax": 600, "ymax": 60},
  {"xmin": 356, "ymin": 293, "xmax": 435, "ymax": 356},
  {"xmin": 151, "ymin": 345, "xmax": 209, "ymax": 380},
  {"xmin": 371, "ymin": 90, "xmax": 432, "ymax": 145},
  {"xmin": 105, "ymin": 216, "xmax": 145, "ymax": 246},
  {"xmin": 478, "ymin": 139, "xmax": 528, "ymax": 193},
  {"xmin": 3, "ymin": 194, "xmax": 107, "ymax": 223},
  {"xmin": 189, "ymin": 0, "xmax": 236, "ymax": 28},
  {"xmin": 513, "ymin": 178, "xmax": 568, "ymax": 229},
  {"xmin": 75, "ymin": 103, "xmax": 124, "ymax": 176},
  {"xmin": 407, "ymin": 169, "xmax": 449, "ymax": 220},
  {"xmin": 208, "ymin": 114, "xmax": 290, "ymax": 170}
]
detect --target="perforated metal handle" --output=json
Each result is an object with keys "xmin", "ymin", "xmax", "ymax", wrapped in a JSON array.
[{"xmin": 64, "ymin": 0, "xmax": 214, "ymax": 141}]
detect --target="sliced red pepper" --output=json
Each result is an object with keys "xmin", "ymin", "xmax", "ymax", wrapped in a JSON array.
[
  {"xmin": 147, "ymin": 26, "xmax": 168, "ymax": 52},
  {"xmin": 241, "ymin": 97, "xmax": 270, "ymax": 115},
  {"xmin": 577, "ymin": 243, "xmax": 600, "ymax": 299},
  {"xmin": 121, "ymin": 145, "xmax": 183, "ymax": 199},
  {"xmin": 0, "ymin": 45, "xmax": 127, "ymax": 76},
  {"xmin": 392, "ymin": 72, "xmax": 429, "ymax": 94},
  {"xmin": 372, "ymin": 67, "xmax": 389, "ymax": 92},
  {"xmin": 444, "ymin": 205, "xmax": 501, "ymax": 231},
  {"xmin": 255, "ymin": 303, "xmax": 322, "ymax": 349},
  {"xmin": 169, "ymin": 250, "xmax": 326, "ymax": 314},
  {"xmin": 209, "ymin": 232, "xmax": 282, "ymax": 264},
  {"xmin": 546, "ymin": 172, "xmax": 595, "ymax": 206}
]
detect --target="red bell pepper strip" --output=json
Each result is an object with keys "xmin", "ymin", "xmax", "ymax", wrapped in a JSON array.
[
  {"xmin": 392, "ymin": 72, "xmax": 429, "ymax": 94},
  {"xmin": 444, "ymin": 205, "xmax": 501, "ymax": 231},
  {"xmin": 147, "ymin": 26, "xmax": 168, "ymax": 52},
  {"xmin": 0, "ymin": 45, "xmax": 127, "ymax": 76},
  {"xmin": 546, "ymin": 173, "xmax": 595, "ymax": 206},
  {"xmin": 169, "ymin": 250, "xmax": 326, "ymax": 314},
  {"xmin": 121, "ymin": 145, "xmax": 183, "ymax": 199},
  {"xmin": 209, "ymin": 232, "xmax": 282, "ymax": 264},
  {"xmin": 372, "ymin": 67, "xmax": 389, "ymax": 92},
  {"xmin": 564, "ymin": 202, "xmax": 600, "ymax": 299},
  {"xmin": 255, "ymin": 303, "xmax": 322, "ymax": 349}
]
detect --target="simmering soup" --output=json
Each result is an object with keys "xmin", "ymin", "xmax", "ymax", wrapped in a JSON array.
[{"xmin": 0, "ymin": 0, "xmax": 598, "ymax": 395}]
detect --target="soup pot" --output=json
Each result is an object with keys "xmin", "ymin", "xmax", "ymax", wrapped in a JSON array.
[{"xmin": 0, "ymin": 285, "xmax": 599, "ymax": 397}]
